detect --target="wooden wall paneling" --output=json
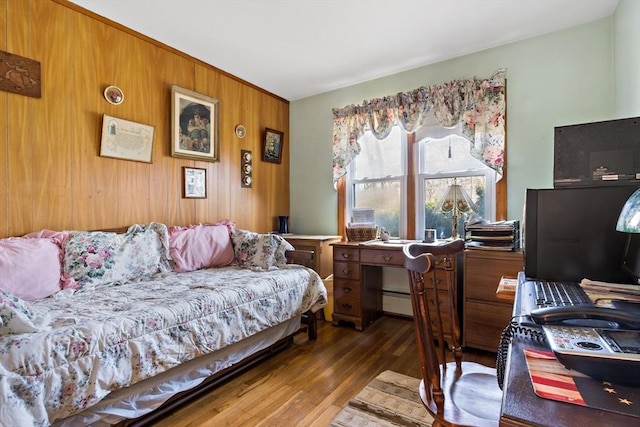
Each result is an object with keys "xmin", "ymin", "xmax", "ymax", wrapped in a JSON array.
[
  {"xmin": 233, "ymin": 84, "xmax": 262, "ymax": 230},
  {"xmin": 7, "ymin": 0, "xmax": 34, "ymax": 236},
  {"xmin": 0, "ymin": 0, "xmax": 8, "ymax": 237},
  {"xmin": 31, "ymin": 3, "xmax": 88, "ymax": 233},
  {"xmin": 69, "ymin": 12, "xmax": 119, "ymax": 231},
  {"xmin": 0, "ymin": 0, "xmax": 290, "ymax": 238},
  {"xmin": 254, "ymin": 94, "xmax": 289, "ymax": 233},
  {"xmin": 215, "ymin": 73, "xmax": 250, "ymax": 228},
  {"xmin": 273, "ymin": 95, "xmax": 290, "ymax": 231},
  {"xmin": 234, "ymin": 84, "xmax": 254, "ymax": 227},
  {"xmin": 219, "ymin": 75, "xmax": 247, "ymax": 225},
  {"xmin": 113, "ymin": 35, "xmax": 154, "ymax": 227},
  {"xmin": 148, "ymin": 49, "xmax": 189, "ymax": 227}
]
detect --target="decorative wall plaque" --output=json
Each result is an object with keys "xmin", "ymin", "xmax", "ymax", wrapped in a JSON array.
[{"xmin": 0, "ymin": 51, "xmax": 41, "ymax": 98}]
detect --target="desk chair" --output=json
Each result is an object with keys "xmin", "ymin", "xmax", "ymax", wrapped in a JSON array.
[{"xmin": 403, "ymin": 240, "xmax": 502, "ymax": 427}]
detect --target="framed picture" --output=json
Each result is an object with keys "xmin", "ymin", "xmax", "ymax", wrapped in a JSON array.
[
  {"xmin": 262, "ymin": 128, "xmax": 284, "ymax": 164},
  {"xmin": 183, "ymin": 167, "xmax": 207, "ymax": 199},
  {"xmin": 171, "ymin": 85, "xmax": 219, "ymax": 162},
  {"xmin": 99, "ymin": 114, "xmax": 154, "ymax": 163}
]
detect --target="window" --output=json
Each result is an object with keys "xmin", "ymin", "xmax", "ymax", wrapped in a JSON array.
[
  {"xmin": 416, "ymin": 124, "xmax": 496, "ymax": 239},
  {"xmin": 347, "ymin": 122, "xmax": 496, "ymax": 239},
  {"xmin": 347, "ymin": 126, "xmax": 406, "ymax": 237}
]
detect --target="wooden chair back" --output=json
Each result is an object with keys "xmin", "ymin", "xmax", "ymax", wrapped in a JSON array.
[{"xmin": 403, "ymin": 240, "xmax": 502, "ymax": 426}]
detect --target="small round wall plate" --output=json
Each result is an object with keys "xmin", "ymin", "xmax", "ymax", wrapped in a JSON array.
[
  {"xmin": 104, "ymin": 86, "xmax": 124, "ymax": 105},
  {"xmin": 235, "ymin": 124, "xmax": 246, "ymax": 138}
]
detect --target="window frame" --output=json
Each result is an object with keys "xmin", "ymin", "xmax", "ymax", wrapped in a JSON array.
[
  {"xmin": 346, "ymin": 129, "xmax": 408, "ymax": 238},
  {"xmin": 337, "ymin": 132, "xmax": 507, "ymax": 241},
  {"xmin": 415, "ymin": 134, "xmax": 497, "ymax": 237}
]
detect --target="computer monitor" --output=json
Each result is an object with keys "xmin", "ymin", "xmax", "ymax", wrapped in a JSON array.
[{"xmin": 524, "ymin": 186, "xmax": 639, "ymax": 284}]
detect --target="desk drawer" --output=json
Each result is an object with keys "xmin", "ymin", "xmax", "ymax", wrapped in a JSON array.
[
  {"xmin": 425, "ymin": 269, "xmax": 450, "ymax": 291},
  {"xmin": 431, "ymin": 254, "xmax": 452, "ymax": 271},
  {"xmin": 333, "ymin": 246, "xmax": 360, "ymax": 262},
  {"xmin": 334, "ymin": 279, "xmax": 361, "ymax": 315},
  {"xmin": 334, "ymin": 261, "xmax": 360, "ymax": 280},
  {"xmin": 360, "ymin": 249, "xmax": 404, "ymax": 266}
]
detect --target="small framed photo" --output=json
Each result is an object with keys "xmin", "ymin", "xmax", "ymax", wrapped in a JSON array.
[
  {"xmin": 262, "ymin": 128, "xmax": 284, "ymax": 164},
  {"xmin": 171, "ymin": 85, "xmax": 220, "ymax": 162},
  {"xmin": 183, "ymin": 167, "xmax": 207, "ymax": 199}
]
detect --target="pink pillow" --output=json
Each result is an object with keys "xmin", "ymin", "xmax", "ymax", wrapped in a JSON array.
[
  {"xmin": 168, "ymin": 223, "xmax": 235, "ymax": 272},
  {"xmin": 0, "ymin": 237, "xmax": 66, "ymax": 300}
]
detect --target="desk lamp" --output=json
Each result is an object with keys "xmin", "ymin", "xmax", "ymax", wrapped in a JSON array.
[
  {"xmin": 437, "ymin": 178, "xmax": 476, "ymax": 239},
  {"xmin": 616, "ymin": 187, "xmax": 640, "ymax": 285}
]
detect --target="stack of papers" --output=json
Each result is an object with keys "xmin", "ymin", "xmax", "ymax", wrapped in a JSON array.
[{"xmin": 465, "ymin": 219, "xmax": 520, "ymax": 251}]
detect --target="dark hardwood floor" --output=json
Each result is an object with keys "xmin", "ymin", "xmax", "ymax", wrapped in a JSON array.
[{"xmin": 151, "ymin": 315, "xmax": 497, "ymax": 427}]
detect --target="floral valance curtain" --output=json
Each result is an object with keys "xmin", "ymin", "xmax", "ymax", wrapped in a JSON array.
[{"xmin": 331, "ymin": 69, "xmax": 506, "ymax": 183}]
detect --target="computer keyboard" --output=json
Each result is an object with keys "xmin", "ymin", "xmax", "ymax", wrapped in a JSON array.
[{"xmin": 534, "ymin": 280, "xmax": 591, "ymax": 308}]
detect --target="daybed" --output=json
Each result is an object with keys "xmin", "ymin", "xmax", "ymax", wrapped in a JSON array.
[{"xmin": 0, "ymin": 222, "xmax": 327, "ymax": 427}]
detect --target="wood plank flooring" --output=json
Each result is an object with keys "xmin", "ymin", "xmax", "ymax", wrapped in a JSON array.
[{"xmin": 151, "ymin": 316, "xmax": 497, "ymax": 427}]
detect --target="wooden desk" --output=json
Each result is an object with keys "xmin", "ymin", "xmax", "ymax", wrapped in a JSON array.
[
  {"xmin": 331, "ymin": 241, "xmax": 458, "ymax": 332},
  {"xmin": 500, "ymin": 280, "xmax": 638, "ymax": 426}
]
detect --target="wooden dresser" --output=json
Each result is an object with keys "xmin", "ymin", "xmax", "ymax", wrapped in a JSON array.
[
  {"xmin": 463, "ymin": 249, "xmax": 523, "ymax": 351},
  {"xmin": 332, "ymin": 241, "xmax": 458, "ymax": 336}
]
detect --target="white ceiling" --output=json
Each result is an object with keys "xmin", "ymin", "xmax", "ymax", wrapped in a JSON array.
[{"xmin": 69, "ymin": 0, "xmax": 618, "ymax": 101}]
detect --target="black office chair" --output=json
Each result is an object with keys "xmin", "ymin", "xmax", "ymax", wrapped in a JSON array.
[{"xmin": 403, "ymin": 240, "xmax": 502, "ymax": 427}]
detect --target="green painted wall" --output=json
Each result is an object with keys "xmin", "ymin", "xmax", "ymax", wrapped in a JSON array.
[
  {"xmin": 290, "ymin": 8, "xmax": 637, "ymax": 235},
  {"xmin": 614, "ymin": 0, "xmax": 640, "ymax": 117}
]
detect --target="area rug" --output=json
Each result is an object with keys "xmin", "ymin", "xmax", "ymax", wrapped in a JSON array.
[{"xmin": 330, "ymin": 370, "xmax": 433, "ymax": 426}]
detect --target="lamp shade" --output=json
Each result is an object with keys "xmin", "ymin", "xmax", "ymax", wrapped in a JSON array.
[
  {"xmin": 616, "ymin": 188, "xmax": 640, "ymax": 233},
  {"xmin": 438, "ymin": 182, "xmax": 476, "ymax": 214}
]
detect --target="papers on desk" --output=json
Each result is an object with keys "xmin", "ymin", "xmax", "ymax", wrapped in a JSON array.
[
  {"xmin": 496, "ymin": 276, "xmax": 518, "ymax": 294},
  {"xmin": 579, "ymin": 278, "xmax": 640, "ymax": 307},
  {"xmin": 465, "ymin": 219, "xmax": 520, "ymax": 251}
]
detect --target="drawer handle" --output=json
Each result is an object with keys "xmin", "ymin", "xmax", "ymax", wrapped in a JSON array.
[
  {"xmin": 340, "ymin": 252, "xmax": 351, "ymax": 259},
  {"xmin": 342, "ymin": 268, "xmax": 352, "ymax": 275},
  {"xmin": 430, "ymin": 278, "xmax": 442, "ymax": 284},
  {"xmin": 341, "ymin": 303, "xmax": 353, "ymax": 310},
  {"xmin": 342, "ymin": 286, "xmax": 352, "ymax": 293},
  {"xmin": 382, "ymin": 255, "xmax": 392, "ymax": 262}
]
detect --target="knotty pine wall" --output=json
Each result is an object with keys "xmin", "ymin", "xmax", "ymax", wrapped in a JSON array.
[{"xmin": 0, "ymin": 0, "xmax": 290, "ymax": 239}]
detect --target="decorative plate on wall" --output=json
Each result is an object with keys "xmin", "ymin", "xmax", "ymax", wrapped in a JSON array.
[
  {"xmin": 104, "ymin": 86, "xmax": 124, "ymax": 105},
  {"xmin": 235, "ymin": 124, "xmax": 246, "ymax": 138}
]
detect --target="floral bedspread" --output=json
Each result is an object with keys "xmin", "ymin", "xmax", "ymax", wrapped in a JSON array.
[{"xmin": 0, "ymin": 265, "xmax": 326, "ymax": 426}]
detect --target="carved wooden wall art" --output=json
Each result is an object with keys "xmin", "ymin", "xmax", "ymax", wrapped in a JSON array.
[{"xmin": 0, "ymin": 50, "xmax": 41, "ymax": 98}]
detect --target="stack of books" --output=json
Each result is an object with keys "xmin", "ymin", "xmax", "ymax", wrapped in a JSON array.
[{"xmin": 465, "ymin": 219, "xmax": 520, "ymax": 251}]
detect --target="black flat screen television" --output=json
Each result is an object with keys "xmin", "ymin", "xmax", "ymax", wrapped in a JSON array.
[{"xmin": 524, "ymin": 186, "xmax": 639, "ymax": 284}]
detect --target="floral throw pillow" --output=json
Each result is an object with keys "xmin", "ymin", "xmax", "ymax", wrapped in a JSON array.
[
  {"xmin": 231, "ymin": 229, "xmax": 294, "ymax": 271},
  {"xmin": 63, "ymin": 222, "xmax": 171, "ymax": 289},
  {"xmin": 63, "ymin": 231, "xmax": 119, "ymax": 288},
  {"xmin": 0, "ymin": 289, "xmax": 50, "ymax": 335}
]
